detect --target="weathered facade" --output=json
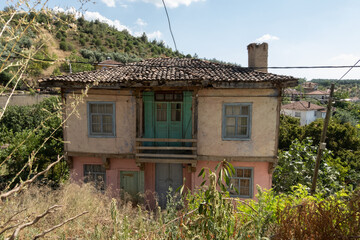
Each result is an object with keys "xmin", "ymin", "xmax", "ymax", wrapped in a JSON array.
[{"xmin": 40, "ymin": 47, "xmax": 297, "ymax": 206}]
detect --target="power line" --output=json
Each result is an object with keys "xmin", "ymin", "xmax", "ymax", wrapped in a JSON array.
[
  {"xmin": 337, "ymin": 59, "xmax": 360, "ymax": 81},
  {"xmin": 161, "ymin": 0, "xmax": 178, "ymax": 52},
  {"xmin": 3, "ymin": 55, "xmax": 360, "ymax": 73},
  {"xmin": 4, "ymin": 56, "xmax": 360, "ymax": 69}
]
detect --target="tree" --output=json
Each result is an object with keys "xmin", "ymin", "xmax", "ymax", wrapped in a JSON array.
[
  {"xmin": 273, "ymin": 138, "xmax": 342, "ymax": 194},
  {"xmin": 0, "ymin": 1, "xmax": 90, "ymax": 238}
]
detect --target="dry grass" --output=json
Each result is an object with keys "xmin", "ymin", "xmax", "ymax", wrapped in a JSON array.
[
  {"xmin": 274, "ymin": 190, "xmax": 360, "ymax": 240},
  {"xmin": 1, "ymin": 182, "xmax": 359, "ymax": 239},
  {"xmin": 0, "ymin": 182, "xmax": 162, "ymax": 239}
]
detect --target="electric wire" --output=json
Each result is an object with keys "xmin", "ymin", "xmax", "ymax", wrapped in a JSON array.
[
  {"xmin": 4, "ymin": 55, "xmax": 360, "ymax": 71},
  {"xmin": 337, "ymin": 59, "xmax": 360, "ymax": 82},
  {"xmin": 161, "ymin": 0, "xmax": 178, "ymax": 52}
]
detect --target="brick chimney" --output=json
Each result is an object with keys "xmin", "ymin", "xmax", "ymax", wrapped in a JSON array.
[{"xmin": 247, "ymin": 43, "xmax": 268, "ymax": 73}]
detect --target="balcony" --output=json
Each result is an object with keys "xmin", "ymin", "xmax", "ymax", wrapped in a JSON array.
[{"xmin": 135, "ymin": 138, "xmax": 197, "ymax": 166}]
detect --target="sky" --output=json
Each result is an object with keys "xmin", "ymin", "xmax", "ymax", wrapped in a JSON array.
[{"xmin": 3, "ymin": 0, "xmax": 360, "ymax": 80}]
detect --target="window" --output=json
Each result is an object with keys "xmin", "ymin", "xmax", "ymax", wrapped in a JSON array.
[
  {"xmin": 229, "ymin": 167, "xmax": 253, "ymax": 198},
  {"xmin": 171, "ymin": 103, "xmax": 181, "ymax": 121},
  {"xmin": 84, "ymin": 164, "xmax": 106, "ymax": 190},
  {"xmin": 222, "ymin": 103, "xmax": 252, "ymax": 140},
  {"xmin": 88, "ymin": 102, "xmax": 115, "ymax": 137},
  {"xmin": 155, "ymin": 92, "xmax": 183, "ymax": 101},
  {"xmin": 295, "ymin": 112, "xmax": 301, "ymax": 118}
]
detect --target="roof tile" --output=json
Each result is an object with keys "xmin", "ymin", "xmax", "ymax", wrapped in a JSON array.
[{"xmin": 40, "ymin": 58, "xmax": 297, "ymax": 87}]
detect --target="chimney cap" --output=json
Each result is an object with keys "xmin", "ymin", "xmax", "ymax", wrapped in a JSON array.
[
  {"xmin": 247, "ymin": 42, "xmax": 268, "ymax": 50},
  {"xmin": 247, "ymin": 42, "xmax": 268, "ymax": 73}
]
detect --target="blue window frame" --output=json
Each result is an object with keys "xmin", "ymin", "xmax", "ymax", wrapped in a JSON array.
[
  {"xmin": 222, "ymin": 103, "xmax": 252, "ymax": 140},
  {"xmin": 87, "ymin": 102, "xmax": 116, "ymax": 137},
  {"xmin": 84, "ymin": 164, "xmax": 106, "ymax": 191},
  {"xmin": 229, "ymin": 167, "xmax": 253, "ymax": 198}
]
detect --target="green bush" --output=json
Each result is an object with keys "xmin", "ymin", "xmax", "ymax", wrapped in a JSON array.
[
  {"xmin": 79, "ymin": 38, "xmax": 86, "ymax": 46},
  {"xmin": 59, "ymin": 41, "xmax": 67, "ymax": 51},
  {"xmin": 273, "ymin": 138, "xmax": 342, "ymax": 194},
  {"xmin": 0, "ymin": 97, "xmax": 66, "ymax": 187}
]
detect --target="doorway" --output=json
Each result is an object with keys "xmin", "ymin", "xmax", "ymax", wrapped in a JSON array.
[{"xmin": 155, "ymin": 163, "xmax": 183, "ymax": 207}]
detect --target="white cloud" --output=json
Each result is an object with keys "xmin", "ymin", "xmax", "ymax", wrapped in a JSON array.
[
  {"xmin": 147, "ymin": 30, "xmax": 162, "ymax": 40},
  {"xmin": 135, "ymin": 18, "xmax": 147, "ymax": 26},
  {"xmin": 83, "ymin": 11, "xmax": 131, "ymax": 33},
  {"xmin": 101, "ymin": 0, "xmax": 116, "ymax": 7},
  {"xmin": 132, "ymin": 0, "xmax": 205, "ymax": 8},
  {"xmin": 255, "ymin": 34, "xmax": 280, "ymax": 43},
  {"xmin": 53, "ymin": 6, "xmax": 82, "ymax": 18},
  {"xmin": 330, "ymin": 54, "xmax": 359, "ymax": 64},
  {"xmin": 52, "ymin": 7, "xmax": 165, "ymax": 41}
]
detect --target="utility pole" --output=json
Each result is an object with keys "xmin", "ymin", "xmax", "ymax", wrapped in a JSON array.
[{"xmin": 310, "ymin": 83, "xmax": 335, "ymax": 195}]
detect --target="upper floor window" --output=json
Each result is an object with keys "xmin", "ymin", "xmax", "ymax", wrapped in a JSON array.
[
  {"xmin": 88, "ymin": 102, "xmax": 115, "ymax": 137},
  {"xmin": 295, "ymin": 111, "xmax": 301, "ymax": 118},
  {"xmin": 229, "ymin": 167, "xmax": 253, "ymax": 198},
  {"xmin": 222, "ymin": 103, "xmax": 252, "ymax": 140}
]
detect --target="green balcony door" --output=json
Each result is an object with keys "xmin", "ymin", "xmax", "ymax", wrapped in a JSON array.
[
  {"xmin": 155, "ymin": 102, "xmax": 182, "ymax": 145},
  {"xmin": 143, "ymin": 91, "xmax": 192, "ymax": 144}
]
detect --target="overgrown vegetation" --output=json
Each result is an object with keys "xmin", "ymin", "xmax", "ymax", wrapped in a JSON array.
[
  {"xmin": 1, "ymin": 164, "xmax": 359, "ymax": 239},
  {"xmin": 276, "ymin": 115, "xmax": 360, "ymax": 192},
  {"xmin": 0, "ymin": 97, "xmax": 65, "ymax": 189},
  {"xmin": 0, "ymin": 6, "xmax": 187, "ymax": 91}
]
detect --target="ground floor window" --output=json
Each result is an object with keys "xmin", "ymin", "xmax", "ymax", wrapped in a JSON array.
[
  {"xmin": 229, "ymin": 167, "xmax": 253, "ymax": 198},
  {"xmin": 84, "ymin": 164, "xmax": 106, "ymax": 190}
]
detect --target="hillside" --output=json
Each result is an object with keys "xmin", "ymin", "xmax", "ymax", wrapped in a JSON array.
[
  {"xmin": 311, "ymin": 79, "xmax": 360, "ymax": 98},
  {"xmin": 0, "ymin": 9, "xmax": 188, "ymax": 89}
]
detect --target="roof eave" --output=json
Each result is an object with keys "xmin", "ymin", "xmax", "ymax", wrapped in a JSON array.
[{"xmin": 39, "ymin": 79, "xmax": 298, "ymax": 89}]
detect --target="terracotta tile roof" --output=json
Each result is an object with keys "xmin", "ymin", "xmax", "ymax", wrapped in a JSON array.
[
  {"xmin": 97, "ymin": 60, "xmax": 123, "ymax": 66},
  {"xmin": 306, "ymin": 90, "xmax": 329, "ymax": 95},
  {"xmin": 284, "ymin": 88, "xmax": 301, "ymax": 95},
  {"xmin": 302, "ymin": 82, "xmax": 318, "ymax": 87},
  {"xmin": 282, "ymin": 101, "xmax": 325, "ymax": 111},
  {"xmin": 40, "ymin": 58, "xmax": 297, "ymax": 87}
]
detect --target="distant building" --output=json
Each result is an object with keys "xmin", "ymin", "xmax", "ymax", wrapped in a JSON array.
[
  {"xmin": 283, "ymin": 88, "xmax": 302, "ymax": 101},
  {"xmin": 305, "ymin": 90, "xmax": 330, "ymax": 102},
  {"xmin": 343, "ymin": 97, "xmax": 360, "ymax": 103},
  {"xmin": 281, "ymin": 101, "xmax": 326, "ymax": 126},
  {"xmin": 95, "ymin": 58, "xmax": 123, "ymax": 70},
  {"xmin": 302, "ymin": 82, "xmax": 318, "ymax": 93}
]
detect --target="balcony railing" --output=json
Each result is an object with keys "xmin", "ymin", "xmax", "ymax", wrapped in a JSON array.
[{"xmin": 135, "ymin": 138, "xmax": 197, "ymax": 165}]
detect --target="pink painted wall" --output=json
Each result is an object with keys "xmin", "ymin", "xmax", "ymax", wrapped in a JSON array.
[
  {"xmin": 71, "ymin": 157, "xmax": 140, "ymax": 191},
  {"xmin": 192, "ymin": 160, "xmax": 272, "ymax": 199},
  {"xmin": 71, "ymin": 157, "xmax": 271, "ymax": 201}
]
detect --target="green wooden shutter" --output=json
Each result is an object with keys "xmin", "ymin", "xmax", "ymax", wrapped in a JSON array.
[
  {"xmin": 183, "ymin": 91, "xmax": 193, "ymax": 143},
  {"xmin": 143, "ymin": 92, "xmax": 154, "ymax": 139}
]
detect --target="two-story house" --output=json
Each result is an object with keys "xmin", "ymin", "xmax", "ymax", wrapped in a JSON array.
[
  {"xmin": 281, "ymin": 101, "xmax": 326, "ymax": 126},
  {"xmin": 40, "ymin": 43, "xmax": 297, "ymax": 206}
]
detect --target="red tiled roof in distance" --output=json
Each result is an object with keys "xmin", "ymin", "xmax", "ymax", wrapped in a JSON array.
[
  {"xmin": 97, "ymin": 60, "xmax": 123, "ymax": 66},
  {"xmin": 306, "ymin": 90, "xmax": 329, "ymax": 95},
  {"xmin": 282, "ymin": 101, "xmax": 325, "ymax": 111}
]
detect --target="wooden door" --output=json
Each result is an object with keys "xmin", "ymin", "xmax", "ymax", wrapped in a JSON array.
[
  {"xmin": 154, "ymin": 102, "xmax": 182, "ymax": 145},
  {"xmin": 120, "ymin": 171, "xmax": 144, "ymax": 201},
  {"xmin": 155, "ymin": 163, "xmax": 183, "ymax": 207}
]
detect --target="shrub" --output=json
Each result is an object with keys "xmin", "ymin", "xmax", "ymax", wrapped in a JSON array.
[
  {"xmin": 59, "ymin": 41, "xmax": 67, "ymax": 51},
  {"xmin": 0, "ymin": 97, "xmax": 65, "ymax": 187},
  {"xmin": 273, "ymin": 138, "xmax": 341, "ymax": 194},
  {"xmin": 79, "ymin": 38, "xmax": 86, "ymax": 46}
]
